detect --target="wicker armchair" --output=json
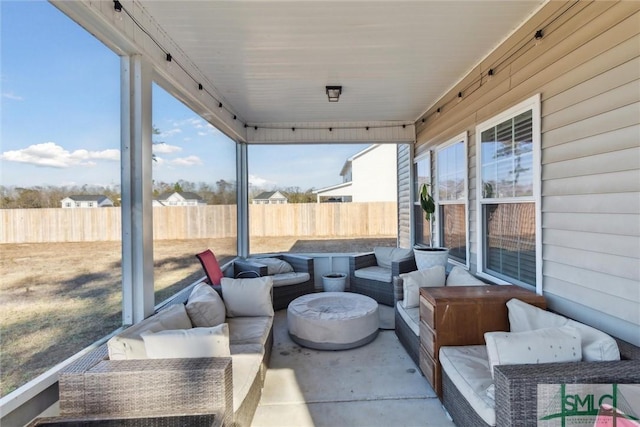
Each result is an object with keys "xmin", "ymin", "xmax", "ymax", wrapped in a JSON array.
[
  {"xmin": 349, "ymin": 251, "xmax": 416, "ymax": 306},
  {"xmin": 442, "ymin": 339, "xmax": 640, "ymax": 427},
  {"xmin": 232, "ymin": 254, "xmax": 315, "ymax": 310}
]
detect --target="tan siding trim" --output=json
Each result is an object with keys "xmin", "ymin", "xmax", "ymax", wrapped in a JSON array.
[
  {"xmin": 544, "ymin": 148, "xmax": 640, "ymax": 180},
  {"xmin": 544, "ymin": 245, "xmax": 639, "ymax": 282},
  {"xmin": 544, "ymin": 212, "xmax": 640, "ymax": 236},
  {"xmin": 544, "ymin": 193, "xmax": 639, "ymax": 214},
  {"xmin": 543, "ymin": 124, "xmax": 639, "ymax": 163},
  {"xmin": 544, "ymin": 229, "xmax": 639, "ymax": 258}
]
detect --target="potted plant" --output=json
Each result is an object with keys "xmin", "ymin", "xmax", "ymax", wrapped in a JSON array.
[{"xmin": 414, "ymin": 183, "xmax": 449, "ymax": 270}]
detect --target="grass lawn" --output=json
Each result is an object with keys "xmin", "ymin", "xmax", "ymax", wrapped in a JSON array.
[{"xmin": 0, "ymin": 236, "xmax": 395, "ymax": 396}]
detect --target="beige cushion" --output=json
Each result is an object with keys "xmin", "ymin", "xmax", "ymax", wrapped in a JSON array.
[
  {"xmin": 439, "ymin": 345, "xmax": 496, "ymax": 426},
  {"xmin": 506, "ymin": 298, "xmax": 620, "ymax": 362},
  {"xmin": 227, "ymin": 316, "xmax": 273, "ymax": 346},
  {"xmin": 107, "ymin": 303, "xmax": 193, "ymax": 360},
  {"xmin": 399, "ymin": 266, "xmax": 445, "ymax": 308},
  {"xmin": 231, "ymin": 352, "xmax": 263, "ymax": 413},
  {"xmin": 374, "ymin": 247, "xmax": 413, "ymax": 269},
  {"xmin": 354, "ymin": 266, "xmax": 392, "ymax": 282},
  {"xmin": 257, "ymin": 257, "xmax": 294, "ymax": 275},
  {"xmin": 141, "ymin": 323, "xmax": 230, "ymax": 359},
  {"xmin": 484, "ymin": 326, "xmax": 582, "ymax": 378},
  {"xmin": 221, "ymin": 276, "xmax": 274, "ymax": 317},
  {"xmin": 445, "ymin": 266, "xmax": 486, "ymax": 286},
  {"xmin": 396, "ymin": 302, "xmax": 420, "ymax": 336},
  {"xmin": 186, "ymin": 282, "xmax": 226, "ymax": 327},
  {"xmin": 271, "ymin": 272, "xmax": 310, "ymax": 287}
]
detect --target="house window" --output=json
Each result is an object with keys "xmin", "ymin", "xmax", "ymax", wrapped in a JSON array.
[
  {"xmin": 75, "ymin": 202, "xmax": 80, "ymax": 207},
  {"xmin": 436, "ymin": 133, "xmax": 467, "ymax": 265},
  {"xmin": 88, "ymin": 202, "xmax": 94, "ymax": 207},
  {"xmin": 476, "ymin": 94, "xmax": 541, "ymax": 289},
  {"xmin": 65, "ymin": 202, "xmax": 71, "ymax": 208},
  {"xmin": 413, "ymin": 151, "xmax": 432, "ymax": 247}
]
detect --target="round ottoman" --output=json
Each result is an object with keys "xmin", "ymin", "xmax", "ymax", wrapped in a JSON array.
[{"xmin": 287, "ymin": 292, "xmax": 379, "ymax": 350}]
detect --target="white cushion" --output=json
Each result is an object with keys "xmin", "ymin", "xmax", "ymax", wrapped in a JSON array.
[
  {"xmin": 271, "ymin": 272, "xmax": 310, "ymax": 287},
  {"xmin": 107, "ymin": 303, "xmax": 193, "ymax": 360},
  {"xmin": 186, "ymin": 282, "xmax": 226, "ymax": 327},
  {"xmin": 227, "ymin": 316, "xmax": 273, "ymax": 346},
  {"xmin": 231, "ymin": 352, "xmax": 263, "ymax": 413},
  {"xmin": 399, "ymin": 266, "xmax": 445, "ymax": 308},
  {"xmin": 374, "ymin": 247, "xmax": 413, "ymax": 269},
  {"xmin": 445, "ymin": 266, "xmax": 486, "ymax": 286},
  {"xmin": 256, "ymin": 257, "xmax": 294, "ymax": 275},
  {"xmin": 439, "ymin": 345, "xmax": 496, "ymax": 426},
  {"xmin": 396, "ymin": 302, "xmax": 419, "ymax": 336},
  {"xmin": 354, "ymin": 266, "xmax": 392, "ymax": 282},
  {"xmin": 141, "ymin": 323, "xmax": 231, "ymax": 359},
  {"xmin": 221, "ymin": 276, "xmax": 274, "ymax": 317},
  {"xmin": 484, "ymin": 326, "xmax": 582, "ymax": 378},
  {"xmin": 507, "ymin": 298, "xmax": 620, "ymax": 362}
]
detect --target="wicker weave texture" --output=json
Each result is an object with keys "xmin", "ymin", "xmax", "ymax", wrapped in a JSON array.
[
  {"xmin": 27, "ymin": 413, "xmax": 222, "ymax": 427},
  {"xmin": 394, "ymin": 309, "xmax": 420, "ymax": 367}
]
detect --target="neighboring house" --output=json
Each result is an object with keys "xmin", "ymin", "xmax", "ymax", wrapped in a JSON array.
[
  {"xmin": 314, "ymin": 144, "xmax": 398, "ymax": 203},
  {"xmin": 61, "ymin": 195, "xmax": 114, "ymax": 208},
  {"xmin": 153, "ymin": 191, "xmax": 206, "ymax": 207},
  {"xmin": 252, "ymin": 191, "xmax": 288, "ymax": 204}
]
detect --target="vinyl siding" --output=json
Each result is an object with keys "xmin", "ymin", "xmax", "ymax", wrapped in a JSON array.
[{"xmin": 414, "ymin": 1, "xmax": 640, "ymax": 345}]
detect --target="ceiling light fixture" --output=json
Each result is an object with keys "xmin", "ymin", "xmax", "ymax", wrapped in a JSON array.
[{"xmin": 326, "ymin": 86, "xmax": 342, "ymax": 102}]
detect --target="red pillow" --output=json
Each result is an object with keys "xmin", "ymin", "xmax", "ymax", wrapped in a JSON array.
[{"xmin": 196, "ymin": 250, "xmax": 224, "ymax": 286}]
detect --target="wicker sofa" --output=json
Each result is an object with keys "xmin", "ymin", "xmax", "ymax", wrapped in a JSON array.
[
  {"xmin": 349, "ymin": 248, "xmax": 416, "ymax": 306},
  {"xmin": 439, "ymin": 299, "xmax": 640, "ymax": 427},
  {"xmin": 58, "ymin": 279, "xmax": 275, "ymax": 427}
]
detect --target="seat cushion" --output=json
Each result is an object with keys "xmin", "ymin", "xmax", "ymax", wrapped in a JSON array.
[
  {"xmin": 507, "ymin": 298, "xmax": 620, "ymax": 361},
  {"xmin": 354, "ymin": 266, "xmax": 392, "ymax": 282},
  {"xmin": 440, "ymin": 345, "xmax": 496, "ymax": 426},
  {"xmin": 396, "ymin": 302, "xmax": 419, "ymax": 336},
  {"xmin": 231, "ymin": 351, "xmax": 263, "ymax": 413},
  {"xmin": 107, "ymin": 303, "xmax": 193, "ymax": 360},
  {"xmin": 271, "ymin": 272, "xmax": 310, "ymax": 287},
  {"xmin": 227, "ymin": 316, "xmax": 273, "ymax": 347}
]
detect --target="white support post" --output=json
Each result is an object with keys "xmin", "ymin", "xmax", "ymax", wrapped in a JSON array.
[
  {"xmin": 120, "ymin": 55, "xmax": 154, "ymax": 324},
  {"xmin": 237, "ymin": 142, "xmax": 249, "ymax": 258}
]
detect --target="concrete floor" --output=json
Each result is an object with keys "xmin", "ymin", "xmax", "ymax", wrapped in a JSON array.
[{"xmin": 252, "ymin": 307, "xmax": 456, "ymax": 427}]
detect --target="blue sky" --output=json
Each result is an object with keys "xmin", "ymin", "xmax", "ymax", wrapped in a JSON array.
[{"xmin": 0, "ymin": 1, "xmax": 367, "ymax": 191}]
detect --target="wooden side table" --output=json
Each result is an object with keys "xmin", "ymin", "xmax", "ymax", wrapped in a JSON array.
[{"xmin": 419, "ymin": 285, "xmax": 546, "ymax": 398}]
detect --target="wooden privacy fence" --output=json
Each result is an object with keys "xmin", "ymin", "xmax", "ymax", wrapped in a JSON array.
[{"xmin": 0, "ymin": 202, "xmax": 397, "ymax": 243}]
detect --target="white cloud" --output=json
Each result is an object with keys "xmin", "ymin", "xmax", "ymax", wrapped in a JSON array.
[
  {"xmin": 158, "ymin": 128, "xmax": 182, "ymax": 138},
  {"xmin": 0, "ymin": 142, "xmax": 119, "ymax": 168},
  {"xmin": 169, "ymin": 155, "xmax": 202, "ymax": 166},
  {"xmin": 249, "ymin": 174, "xmax": 274, "ymax": 187},
  {"xmin": 152, "ymin": 143, "xmax": 182, "ymax": 154},
  {"xmin": 2, "ymin": 92, "xmax": 23, "ymax": 101}
]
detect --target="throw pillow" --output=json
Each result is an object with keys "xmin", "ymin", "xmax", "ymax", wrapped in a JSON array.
[
  {"xmin": 257, "ymin": 257, "xmax": 294, "ymax": 275},
  {"xmin": 107, "ymin": 303, "xmax": 193, "ymax": 360},
  {"xmin": 374, "ymin": 247, "xmax": 414, "ymax": 269},
  {"xmin": 221, "ymin": 276, "xmax": 274, "ymax": 317},
  {"xmin": 186, "ymin": 282, "xmax": 226, "ymax": 327},
  {"xmin": 506, "ymin": 298, "xmax": 620, "ymax": 361},
  {"xmin": 399, "ymin": 265, "xmax": 445, "ymax": 309},
  {"xmin": 445, "ymin": 266, "xmax": 486, "ymax": 286},
  {"xmin": 484, "ymin": 325, "xmax": 582, "ymax": 378},
  {"xmin": 141, "ymin": 323, "xmax": 230, "ymax": 358}
]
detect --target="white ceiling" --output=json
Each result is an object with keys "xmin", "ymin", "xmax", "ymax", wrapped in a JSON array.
[{"xmin": 141, "ymin": 1, "xmax": 544, "ymax": 125}]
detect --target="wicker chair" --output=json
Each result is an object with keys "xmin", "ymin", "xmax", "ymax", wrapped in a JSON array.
[
  {"xmin": 442, "ymin": 339, "xmax": 640, "ymax": 427},
  {"xmin": 232, "ymin": 254, "xmax": 315, "ymax": 310},
  {"xmin": 349, "ymin": 251, "xmax": 416, "ymax": 306}
]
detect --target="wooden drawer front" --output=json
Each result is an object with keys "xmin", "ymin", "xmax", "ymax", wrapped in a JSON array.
[
  {"xmin": 419, "ymin": 296, "xmax": 435, "ymax": 329},
  {"xmin": 419, "ymin": 320, "xmax": 435, "ymax": 357},
  {"xmin": 419, "ymin": 344, "xmax": 436, "ymax": 387}
]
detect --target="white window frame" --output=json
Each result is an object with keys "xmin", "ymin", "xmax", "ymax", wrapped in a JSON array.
[
  {"xmin": 435, "ymin": 132, "xmax": 469, "ymax": 268},
  {"xmin": 475, "ymin": 94, "xmax": 542, "ymax": 294},
  {"xmin": 412, "ymin": 150, "xmax": 432, "ymax": 247}
]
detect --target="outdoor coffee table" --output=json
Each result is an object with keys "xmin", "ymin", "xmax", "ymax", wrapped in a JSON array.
[{"xmin": 287, "ymin": 292, "xmax": 379, "ymax": 350}]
